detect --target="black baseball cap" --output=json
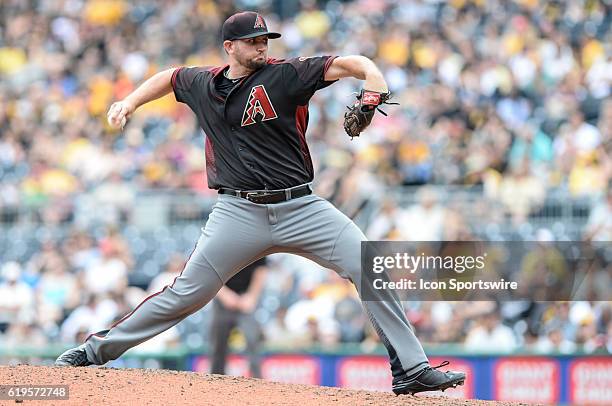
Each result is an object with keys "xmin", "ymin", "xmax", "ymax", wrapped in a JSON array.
[{"xmin": 221, "ymin": 11, "xmax": 281, "ymax": 41}]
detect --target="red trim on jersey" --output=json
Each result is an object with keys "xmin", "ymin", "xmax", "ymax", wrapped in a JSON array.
[
  {"xmin": 295, "ymin": 104, "xmax": 312, "ymax": 175},
  {"xmin": 85, "ymin": 241, "xmax": 200, "ymax": 343},
  {"xmin": 296, "ymin": 105, "xmax": 308, "ymax": 137},
  {"xmin": 323, "ymin": 56, "xmax": 338, "ymax": 77},
  {"xmin": 171, "ymin": 67, "xmax": 183, "ymax": 91},
  {"xmin": 209, "ymin": 65, "xmax": 230, "ymax": 78},
  {"xmin": 205, "ymin": 135, "xmax": 217, "ymax": 182},
  {"xmin": 266, "ymin": 57, "xmax": 285, "ymax": 65}
]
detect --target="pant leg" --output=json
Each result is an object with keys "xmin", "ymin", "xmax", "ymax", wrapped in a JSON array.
[
  {"xmin": 210, "ymin": 301, "xmax": 238, "ymax": 375},
  {"xmin": 238, "ymin": 312, "xmax": 262, "ymax": 378},
  {"xmin": 84, "ymin": 194, "xmax": 273, "ymax": 364},
  {"xmin": 273, "ymin": 194, "xmax": 429, "ymax": 380}
]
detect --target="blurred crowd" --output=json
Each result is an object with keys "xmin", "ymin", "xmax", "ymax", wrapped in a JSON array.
[
  {"xmin": 1, "ymin": 0, "xmax": 611, "ymax": 227},
  {"xmin": 0, "ymin": 236, "xmax": 611, "ymax": 355},
  {"xmin": 0, "ymin": 0, "xmax": 611, "ymax": 356}
]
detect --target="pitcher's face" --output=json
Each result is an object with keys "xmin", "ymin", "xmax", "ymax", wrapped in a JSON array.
[{"xmin": 227, "ymin": 35, "xmax": 269, "ymax": 70}]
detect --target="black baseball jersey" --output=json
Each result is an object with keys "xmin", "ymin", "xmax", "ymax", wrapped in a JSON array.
[
  {"xmin": 224, "ymin": 257, "xmax": 267, "ymax": 294},
  {"xmin": 171, "ymin": 56, "xmax": 338, "ymax": 190}
]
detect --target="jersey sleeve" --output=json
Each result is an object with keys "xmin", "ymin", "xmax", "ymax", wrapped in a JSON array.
[
  {"xmin": 283, "ymin": 56, "xmax": 338, "ymax": 104},
  {"xmin": 171, "ymin": 66, "xmax": 208, "ymax": 107}
]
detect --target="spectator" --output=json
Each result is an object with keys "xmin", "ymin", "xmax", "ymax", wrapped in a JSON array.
[
  {"xmin": 263, "ymin": 306, "xmax": 296, "ymax": 348},
  {"xmin": 508, "ymin": 123, "xmax": 554, "ymax": 171},
  {"xmin": 2, "ymin": 321, "xmax": 48, "ymax": 348},
  {"xmin": 62, "ymin": 229, "xmax": 100, "ymax": 271},
  {"xmin": 519, "ymin": 229, "xmax": 568, "ymax": 299},
  {"xmin": 465, "ymin": 310, "xmax": 518, "ymax": 353},
  {"xmin": 535, "ymin": 326, "xmax": 577, "ymax": 354},
  {"xmin": 148, "ymin": 254, "xmax": 186, "ymax": 293},
  {"xmin": 494, "ymin": 159, "xmax": 546, "ymax": 224},
  {"xmin": 0, "ymin": 262, "xmax": 35, "ymax": 333},
  {"xmin": 396, "ymin": 187, "xmax": 446, "ymax": 241},
  {"xmin": 60, "ymin": 294, "xmax": 118, "ymax": 344},
  {"xmin": 83, "ymin": 239, "xmax": 129, "ymax": 295},
  {"xmin": 37, "ymin": 255, "xmax": 79, "ymax": 313},
  {"xmin": 584, "ymin": 185, "xmax": 612, "ymax": 241},
  {"xmin": 365, "ymin": 198, "xmax": 402, "ymax": 240},
  {"xmin": 90, "ymin": 171, "xmax": 136, "ymax": 225}
]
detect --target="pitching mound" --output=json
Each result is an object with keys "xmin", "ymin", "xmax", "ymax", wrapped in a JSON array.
[{"xmin": 0, "ymin": 365, "xmax": 528, "ymax": 405}]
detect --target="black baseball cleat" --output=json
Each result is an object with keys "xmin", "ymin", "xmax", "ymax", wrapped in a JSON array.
[
  {"xmin": 392, "ymin": 361, "xmax": 466, "ymax": 396},
  {"xmin": 55, "ymin": 345, "xmax": 94, "ymax": 367}
]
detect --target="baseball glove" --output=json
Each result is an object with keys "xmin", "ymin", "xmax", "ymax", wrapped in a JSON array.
[{"xmin": 343, "ymin": 89, "xmax": 398, "ymax": 139}]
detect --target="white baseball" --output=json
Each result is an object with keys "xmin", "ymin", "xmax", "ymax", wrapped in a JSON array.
[{"xmin": 107, "ymin": 102, "xmax": 128, "ymax": 129}]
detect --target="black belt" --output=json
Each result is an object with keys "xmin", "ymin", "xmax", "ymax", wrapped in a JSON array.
[{"xmin": 218, "ymin": 184, "xmax": 312, "ymax": 204}]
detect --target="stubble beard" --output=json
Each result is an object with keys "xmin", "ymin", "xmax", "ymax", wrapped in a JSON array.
[{"xmin": 242, "ymin": 54, "xmax": 266, "ymax": 71}]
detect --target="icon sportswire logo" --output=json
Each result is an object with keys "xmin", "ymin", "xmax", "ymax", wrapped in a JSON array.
[{"xmin": 241, "ymin": 85, "xmax": 278, "ymax": 126}]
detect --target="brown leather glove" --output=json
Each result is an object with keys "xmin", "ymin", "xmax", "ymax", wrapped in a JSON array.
[{"xmin": 343, "ymin": 89, "xmax": 398, "ymax": 139}]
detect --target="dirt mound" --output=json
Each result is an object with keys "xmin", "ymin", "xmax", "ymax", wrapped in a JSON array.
[{"xmin": 0, "ymin": 365, "xmax": 529, "ymax": 405}]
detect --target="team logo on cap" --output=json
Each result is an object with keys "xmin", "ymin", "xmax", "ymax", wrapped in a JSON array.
[
  {"xmin": 242, "ymin": 85, "xmax": 278, "ymax": 126},
  {"xmin": 254, "ymin": 14, "xmax": 266, "ymax": 29}
]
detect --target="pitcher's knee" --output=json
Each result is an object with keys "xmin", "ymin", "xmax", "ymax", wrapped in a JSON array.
[
  {"xmin": 344, "ymin": 262, "xmax": 363, "ymax": 284},
  {"xmin": 163, "ymin": 257, "xmax": 225, "ymax": 314},
  {"xmin": 162, "ymin": 280, "xmax": 222, "ymax": 317},
  {"xmin": 327, "ymin": 222, "xmax": 367, "ymax": 284}
]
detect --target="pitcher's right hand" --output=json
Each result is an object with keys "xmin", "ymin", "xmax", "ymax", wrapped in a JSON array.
[{"xmin": 107, "ymin": 100, "xmax": 135, "ymax": 130}]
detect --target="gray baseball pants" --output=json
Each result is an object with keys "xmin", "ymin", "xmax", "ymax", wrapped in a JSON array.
[{"xmin": 84, "ymin": 192, "xmax": 429, "ymax": 380}]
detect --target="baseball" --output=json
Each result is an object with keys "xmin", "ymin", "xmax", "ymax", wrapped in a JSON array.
[{"xmin": 107, "ymin": 114, "xmax": 126, "ymax": 129}]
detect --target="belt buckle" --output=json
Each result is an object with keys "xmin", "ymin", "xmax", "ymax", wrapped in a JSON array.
[{"xmin": 245, "ymin": 191, "xmax": 267, "ymax": 203}]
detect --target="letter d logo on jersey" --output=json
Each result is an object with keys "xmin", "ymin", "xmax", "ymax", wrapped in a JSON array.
[{"xmin": 241, "ymin": 85, "xmax": 278, "ymax": 127}]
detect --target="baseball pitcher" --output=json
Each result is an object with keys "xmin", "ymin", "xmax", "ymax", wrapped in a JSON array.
[{"xmin": 56, "ymin": 11, "xmax": 465, "ymax": 396}]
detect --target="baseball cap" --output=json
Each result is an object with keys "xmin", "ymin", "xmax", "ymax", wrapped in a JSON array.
[{"xmin": 222, "ymin": 11, "xmax": 281, "ymax": 41}]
